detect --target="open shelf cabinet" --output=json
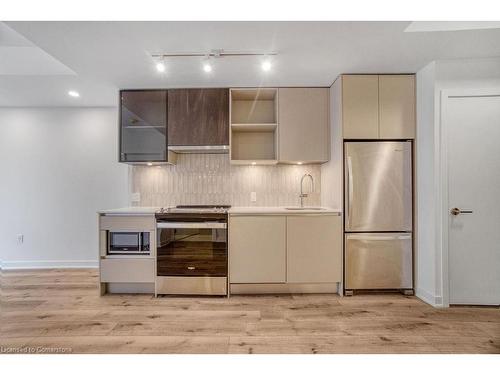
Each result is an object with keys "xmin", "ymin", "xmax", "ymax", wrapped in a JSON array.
[{"xmin": 230, "ymin": 88, "xmax": 278, "ymax": 164}]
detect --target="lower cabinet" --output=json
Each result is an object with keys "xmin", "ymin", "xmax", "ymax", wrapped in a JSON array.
[
  {"xmin": 100, "ymin": 258, "xmax": 155, "ymax": 283},
  {"xmin": 229, "ymin": 214, "xmax": 342, "ymax": 285},
  {"xmin": 229, "ymin": 216, "xmax": 286, "ymax": 283},
  {"xmin": 287, "ymin": 215, "xmax": 342, "ymax": 283}
]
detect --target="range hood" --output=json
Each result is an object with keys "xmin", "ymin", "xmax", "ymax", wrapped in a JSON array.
[{"xmin": 168, "ymin": 145, "xmax": 229, "ymax": 154}]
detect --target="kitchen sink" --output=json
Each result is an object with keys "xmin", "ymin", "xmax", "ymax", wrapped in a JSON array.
[{"xmin": 285, "ymin": 207, "xmax": 325, "ymax": 210}]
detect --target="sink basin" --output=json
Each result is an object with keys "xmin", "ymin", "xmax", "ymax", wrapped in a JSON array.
[{"xmin": 285, "ymin": 207, "xmax": 325, "ymax": 210}]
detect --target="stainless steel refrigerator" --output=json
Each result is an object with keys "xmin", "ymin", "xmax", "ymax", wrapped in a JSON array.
[{"xmin": 344, "ymin": 141, "xmax": 413, "ymax": 293}]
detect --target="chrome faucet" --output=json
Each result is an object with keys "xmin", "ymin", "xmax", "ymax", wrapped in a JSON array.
[{"xmin": 300, "ymin": 173, "xmax": 314, "ymax": 208}]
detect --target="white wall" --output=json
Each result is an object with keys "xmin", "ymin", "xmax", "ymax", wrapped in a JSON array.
[
  {"xmin": 0, "ymin": 107, "xmax": 129, "ymax": 269},
  {"xmin": 415, "ymin": 61, "xmax": 439, "ymax": 305},
  {"xmin": 415, "ymin": 57, "xmax": 500, "ymax": 306}
]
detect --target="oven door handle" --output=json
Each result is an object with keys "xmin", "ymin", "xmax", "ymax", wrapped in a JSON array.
[{"xmin": 156, "ymin": 222, "xmax": 227, "ymax": 229}]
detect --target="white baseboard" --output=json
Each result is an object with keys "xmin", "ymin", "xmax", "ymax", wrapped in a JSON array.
[
  {"xmin": 1, "ymin": 260, "xmax": 98, "ymax": 270},
  {"xmin": 416, "ymin": 287, "xmax": 444, "ymax": 307}
]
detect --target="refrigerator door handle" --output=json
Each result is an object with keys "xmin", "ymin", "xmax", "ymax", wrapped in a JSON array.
[
  {"xmin": 347, "ymin": 234, "xmax": 412, "ymax": 241},
  {"xmin": 346, "ymin": 156, "xmax": 353, "ymax": 228}
]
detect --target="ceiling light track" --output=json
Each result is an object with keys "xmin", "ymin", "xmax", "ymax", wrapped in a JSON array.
[{"xmin": 151, "ymin": 50, "xmax": 277, "ymax": 59}]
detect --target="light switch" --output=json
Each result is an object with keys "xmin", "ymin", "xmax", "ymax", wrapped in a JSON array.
[
  {"xmin": 131, "ymin": 192, "xmax": 141, "ymax": 203},
  {"xmin": 250, "ymin": 192, "xmax": 257, "ymax": 202},
  {"xmin": 17, "ymin": 234, "xmax": 24, "ymax": 244}
]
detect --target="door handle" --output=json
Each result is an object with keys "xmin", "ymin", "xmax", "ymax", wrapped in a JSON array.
[
  {"xmin": 450, "ymin": 207, "xmax": 473, "ymax": 216},
  {"xmin": 346, "ymin": 156, "xmax": 353, "ymax": 228}
]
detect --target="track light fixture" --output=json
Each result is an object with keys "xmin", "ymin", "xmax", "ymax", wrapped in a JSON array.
[
  {"xmin": 151, "ymin": 49, "xmax": 277, "ymax": 74},
  {"xmin": 202, "ymin": 55, "xmax": 212, "ymax": 73},
  {"xmin": 155, "ymin": 56, "xmax": 166, "ymax": 73},
  {"xmin": 261, "ymin": 59, "xmax": 272, "ymax": 72}
]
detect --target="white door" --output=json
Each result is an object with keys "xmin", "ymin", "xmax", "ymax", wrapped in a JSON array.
[{"xmin": 446, "ymin": 92, "xmax": 500, "ymax": 305}]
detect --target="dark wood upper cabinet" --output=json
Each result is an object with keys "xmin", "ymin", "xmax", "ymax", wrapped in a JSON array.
[
  {"xmin": 168, "ymin": 89, "xmax": 229, "ymax": 146},
  {"xmin": 119, "ymin": 90, "xmax": 168, "ymax": 163}
]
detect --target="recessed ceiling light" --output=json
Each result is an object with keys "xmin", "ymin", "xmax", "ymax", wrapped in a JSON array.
[
  {"xmin": 297, "ymin": 162, "xmax": 303, "ymax": 165},
  {"xmin": 156, "ymin": 61, "xmax": 166, "ymax": 73},
  {"xmin": 68, "ymin": 90, "xmax": 80, "ymax": 98},
  {"xmin": 261, "ymin": 60, "xmax": 272, "ymax": 72}
]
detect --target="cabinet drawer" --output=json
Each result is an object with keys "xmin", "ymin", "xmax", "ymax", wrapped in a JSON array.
[
  {"xmin": 100, "ymin": 258, "xmax": 155, "ymax": 283},
  {"xmin": 99, "ymin": 215, "xmax": 155, "ymax": 231}
]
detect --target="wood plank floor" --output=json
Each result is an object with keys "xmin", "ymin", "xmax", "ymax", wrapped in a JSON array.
[{"xmin": 1, "ymin": 269, "xmax": 499, "ymax": 354}]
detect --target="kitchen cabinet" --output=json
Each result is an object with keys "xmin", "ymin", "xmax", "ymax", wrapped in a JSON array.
[
  {"xmin": 119, "ymin": 90, "xmax": 170, "ymax": 163},
  {"xmin": 278, "ymin": 88, "xmax": 329, "ymax": 163},
  {"xmin": 342, "ymin": 75, "xmax": 379, "ymax": 139},
  {"xmin": 229, "ymin": 212, "xmax": 343, "ymax": 291},
  {"xmin": 101, "ymin": 258, "xmax": 155, "ymax": 283},
  {"xmin": 229, "ymin": 216, "xmax": 286, "ymax": 283},
  {"xmin": 286, "ymin": 215, "xmax": 342, "ymax": 283},
  {"xmin": 230, "ymin": 88, "xmax": 278, "ymax": 165},
  {"xmin": 98, "ymin": 213, "xmax": 156, "ymax": 295},
  {"xmin": 342, "ymin": 74, "xmax": 415, "ymax": 139},
  {"xmin": 168, "ymin": 88, "xmax": 229, "ymax": 147},
  {"xmin": 379, "ymin": 75, "xmax": 416, "ymax": 139}
]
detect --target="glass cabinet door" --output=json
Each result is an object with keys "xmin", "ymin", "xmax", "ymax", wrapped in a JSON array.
[{"xmin": 120, "ymin": 90, "xmax": 167, "ymax": 163}]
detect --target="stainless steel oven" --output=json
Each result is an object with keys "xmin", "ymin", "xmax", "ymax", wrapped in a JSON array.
[
  {"xmin": 108, "ymin": 231, "xmax": 151, "ymax": 255},
  {"xmin": 156, "ymin": 206, "xmax": 229, "ymax": 296}
]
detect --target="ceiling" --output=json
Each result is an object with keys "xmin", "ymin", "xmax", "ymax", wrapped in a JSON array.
[{"xmin": 1, "ymin": 21, "xmax": 500, "ymax": 107}]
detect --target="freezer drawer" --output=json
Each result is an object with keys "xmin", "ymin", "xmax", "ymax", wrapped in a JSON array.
[{"xmin": 345, "ymin": 233, "xmax": 412, "ymax": 289}]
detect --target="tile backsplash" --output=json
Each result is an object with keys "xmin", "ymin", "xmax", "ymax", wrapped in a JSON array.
[{"xmin": 130, "ymin": 154, "xmax": 321, "ymax": 207}]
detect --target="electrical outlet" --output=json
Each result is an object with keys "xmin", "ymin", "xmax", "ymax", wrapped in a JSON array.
[
  {"xmin": 131, "ymin": 192, "xmax": 141, "ymax": 203},
  {"xmin": 250, "ymin": 192, "xmax": 257, "ymax": 202},
  {"xmin": 17, "ymin": 234, "xmax": 24, "ymax": 244}
]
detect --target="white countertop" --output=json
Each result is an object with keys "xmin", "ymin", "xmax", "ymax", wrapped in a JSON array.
[
  {"xmin": 99, "ymin": 206, "xmax": 342, "ymax": 216},
  {"xmin": 228, "ymin": 207, "xmax": 342, "ymax": 215},
  {"xmin": 98, "ymin": 207, "xmax": 159, "ymax": 215}
]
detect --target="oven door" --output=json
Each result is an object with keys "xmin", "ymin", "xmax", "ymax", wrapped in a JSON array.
[{"xmin": 156, "ymin": 222, "xmax": 227, "ymax": 277}]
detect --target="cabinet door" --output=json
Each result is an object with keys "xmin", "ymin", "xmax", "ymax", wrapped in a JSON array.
[
  {"xmin": 379, "ymin": 75, "xmax": 416, "ymax": 139},
  {"xmin": 278, "ymin": 88, "xmax": 329, "ymax": 162},
  {"xmin": 342, "ymin": 75, "xmax": 379, "ymax": 139},
  {"xmin": 120, "ymin": 90, "xmax": 167, "ymax": 163},
  {"xmin": 229, "ymin": 216, "xmax": 286, "ymax": 283},
  {"xmin": 287, "ymin": 215, "xmax": 342, "ymax": 283},
  {"xmin": 168, "ymin": 89, "xmax": 229, "ymax": 146}
]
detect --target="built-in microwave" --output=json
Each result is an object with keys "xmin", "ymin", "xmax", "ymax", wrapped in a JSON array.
[{"xmin": 108, "ymin": 231, "xmax": 150, "ymax": 255}]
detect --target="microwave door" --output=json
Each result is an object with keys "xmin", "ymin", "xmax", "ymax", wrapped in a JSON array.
[{"xmin": 108, "ymin": 232, "xmax": 150, "ymax": 255}]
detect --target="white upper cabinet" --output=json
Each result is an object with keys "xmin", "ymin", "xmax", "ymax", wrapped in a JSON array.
[
  {"xmin": 342, "ymin": 74, "xmax": 415, "ymax": 140},
  {"xmin": 379, "ymin": 75, "xmax": 416, "ymax": 139},
  {"xmin": 278, "ymin": 88, "xmax": 329, "ymax": 163},
  {"xmin": 342, "ymin": 75, "xmax": 379, "ymax": 139}
]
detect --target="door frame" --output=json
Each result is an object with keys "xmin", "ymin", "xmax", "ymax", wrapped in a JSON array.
[{"xmin": 439, "ymin": 88, "xmax": 500, "ymax": 307}]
